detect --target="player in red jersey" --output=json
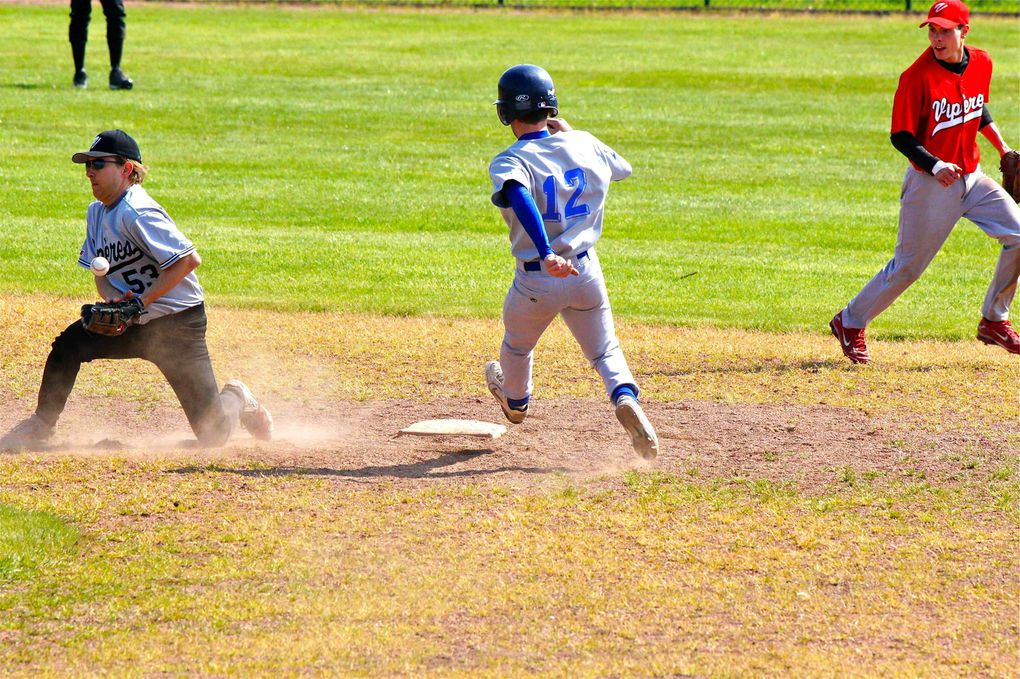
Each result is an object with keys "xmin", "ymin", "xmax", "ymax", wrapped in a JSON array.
[{"xmin": 831, "ymin": 0, "xmax": 1020, "ymax": 362}]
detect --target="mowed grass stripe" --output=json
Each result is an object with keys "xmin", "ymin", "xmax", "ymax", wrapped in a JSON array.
[
  {"xmin": 0, "ymin": 504, "xmax": 78, "ymax": 582},
  {"xmin": 122, "ymin": 0, "xmax": 1020, "ymax": 12},
  {"xmin": 0, "ymin": 7, "xmax": 1017, "ymax": 339}
]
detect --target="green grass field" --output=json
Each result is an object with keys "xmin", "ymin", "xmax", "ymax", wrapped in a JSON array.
[
  {"xmin": 142, "ymin": 0, "xmax": 1020, "ymax": 12},
  {"xmin": 0, "ymin": 505, "xmax": 78, "ymax": 581},
  {"xmin": 1, "ymin": 5, "xmax": 1018, "ymax": 676},
  {"xmin": 2, "ymin": 4, "xmax": 1017, "ymax": 337}
]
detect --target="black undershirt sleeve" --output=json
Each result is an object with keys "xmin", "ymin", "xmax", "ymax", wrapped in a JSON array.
[
  {"xmin": 980, "ymin": 106, "xmax": 993, "ymax": 129},
  {"xmin": 890, "ymin": 131, "xmax": 939, "ymax": 174}
]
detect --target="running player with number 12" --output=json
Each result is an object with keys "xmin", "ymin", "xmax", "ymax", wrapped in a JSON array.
[{"xmin": 484, "ymin": 64, "xmax": 659, "ymax": 460}]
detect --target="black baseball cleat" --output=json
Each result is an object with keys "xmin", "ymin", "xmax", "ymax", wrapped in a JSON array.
[
  {"xmin": 109, "ymin": 68, "xmax": 133, "ymax": 90},
  {"xmin": 73, "ymin": 69, "xmax": 88, "ymax": 88},
  {"xmin": 0, "ymin": 415, "xmax": 55, "ymax": 452}
]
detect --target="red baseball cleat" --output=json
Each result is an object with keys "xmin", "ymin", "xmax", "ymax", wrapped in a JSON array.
[
  {"xmin": 830, "ymin": 311, "xmax": 870, "ymax": 364},
  {"xmin": 977, "ymin": 318, "xmax": 1020, "ymax": 355}
]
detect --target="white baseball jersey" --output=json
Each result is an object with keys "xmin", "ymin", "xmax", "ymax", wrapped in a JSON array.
[
  {"xmin": 77, "ymin": 184, "xmax": 203, "ymax": 323},
  {"xmin": 489, "ymin": 130, "xmax": 631, "ymax": 261},
  {"xmin": 487, "ymin": 128, "xmax": 637, "ymax": 403}
]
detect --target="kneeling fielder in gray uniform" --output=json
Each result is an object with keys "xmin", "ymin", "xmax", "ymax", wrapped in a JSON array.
[
  {"xmin": 484, "ymin": 65, "xmax": 658, "ymax": 460},
  {"xmin": 0, "ymin": 130, "xmax": 272, "ymax": 451}
]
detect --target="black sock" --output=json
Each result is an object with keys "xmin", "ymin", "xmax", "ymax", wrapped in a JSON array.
[
  {"xmin": 72, "ymin": 42, "xmax": 86, "ymax": 72},
  {"xmin": 107, "ymin": 30, "xmax": 123, "ymax": 70}
]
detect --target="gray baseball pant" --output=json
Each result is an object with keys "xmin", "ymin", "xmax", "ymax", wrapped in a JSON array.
[
  {"xmin": 500, "ymin": 249, "xmax": 636, "ymax": 402},
  {"xmin": 845, "ymin": 166, "xmax": 1020, "ymax": 328}
]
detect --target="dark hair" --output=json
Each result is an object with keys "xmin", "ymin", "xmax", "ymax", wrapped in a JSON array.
[{"xmin": 517, "ymin": 110, "xmax": 552, "ymax": 125}]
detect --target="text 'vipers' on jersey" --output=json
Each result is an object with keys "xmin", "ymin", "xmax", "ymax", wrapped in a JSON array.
[
  {"xmin": 489, "ymin": 130, "xmax": 632, "ymax": 261},
  {"xmin": 891, "ymin": 47, "xmax": 993, "ymax": 174},
  {"xmin": 77, "ymin": 184, "xmax": 204, "ymax": 322}
]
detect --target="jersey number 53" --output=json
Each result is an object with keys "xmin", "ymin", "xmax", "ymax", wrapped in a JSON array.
[{"xmin": 122, "ymin": 264, "xmax": 160, "ymax": 294}]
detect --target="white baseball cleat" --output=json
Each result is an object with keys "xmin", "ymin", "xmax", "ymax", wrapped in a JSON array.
[
  {"xmin": 615, "ymin": 395, "xmax": 658, "ymax": 460},
  {"xmin": 484, "ymin": 360, "xmax": 527, "ymax": 425},
  {"xmin": 221, "ymin": 379, "xmax": 273, "ymax": 441}
]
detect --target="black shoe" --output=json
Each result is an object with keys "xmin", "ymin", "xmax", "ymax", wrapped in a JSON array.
[
  {"xmin": 73, "ymin": 69, "xmax": 87, "ymax": 88},
  {"xmin": 109, "ymin": 68, "xmax": 133, "ymax": 90},
  {"xmin": 0, "ymin": 415, "xmax": 55, "ymax": 451}
]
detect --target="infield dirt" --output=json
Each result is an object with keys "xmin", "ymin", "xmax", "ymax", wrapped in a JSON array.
[
  {"xmin": 1, "ymin": 296, "xmax": 1015, "ymax": 492},
  {"xmin": 2, "ymin": 395, "xmax": 1014, "ymax": 496}
]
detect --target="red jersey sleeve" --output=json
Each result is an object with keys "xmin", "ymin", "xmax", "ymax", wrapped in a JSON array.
[
  {"xmin": 890, "ymin": 65, "xmax": 924, "ymax": 136},
  {"xmin": 971, "ymin": 48, "xmax": 992, "ymax": 102}
]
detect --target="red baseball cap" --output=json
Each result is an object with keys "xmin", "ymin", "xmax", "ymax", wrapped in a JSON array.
[{"xmin": 920, "ymin": 0, "xmax": 970, "ymax": 29}]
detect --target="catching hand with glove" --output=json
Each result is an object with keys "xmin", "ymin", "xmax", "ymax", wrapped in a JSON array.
[
  {"xmin": 1001, "ymin": 150, "xmax": 1020, "ymax": 203},
  {"xmin": 80, "ymin": 295, "xmax": 145, "ymax": 336}
]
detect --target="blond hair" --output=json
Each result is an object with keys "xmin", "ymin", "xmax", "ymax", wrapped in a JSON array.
[{"xmin": 128, "ymin": 160, "xmax": 148, "ymax": 185}]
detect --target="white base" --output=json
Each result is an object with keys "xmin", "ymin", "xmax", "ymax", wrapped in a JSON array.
[{"xmin": 399, "ymin": 419, "xmax": 507, "ymax": 439}]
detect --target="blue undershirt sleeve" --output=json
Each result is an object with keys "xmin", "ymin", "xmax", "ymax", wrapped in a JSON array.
[{"xmin": 504, "ymin": 180, "xmax": 553, "ymax": 259}]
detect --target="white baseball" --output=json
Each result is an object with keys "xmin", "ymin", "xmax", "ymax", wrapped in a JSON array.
[{"xmin": 90, "ymin": 256, "xmax": 110, "ymax": 277}]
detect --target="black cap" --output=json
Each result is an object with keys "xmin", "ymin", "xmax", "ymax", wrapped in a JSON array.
[{"xmin": 71, "ymin": 130, "xmax": 142, "ymax": 164}]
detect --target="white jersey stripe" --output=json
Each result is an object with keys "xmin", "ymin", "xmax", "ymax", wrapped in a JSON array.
[{"xmin": 931, "ymin": 108, "xmax": 984, "ymax": 137}]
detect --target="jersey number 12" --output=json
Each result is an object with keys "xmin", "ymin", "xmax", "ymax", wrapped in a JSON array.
[{"xmin": 541, "ymin": 168, "xmax": 590, "ymax": 222}]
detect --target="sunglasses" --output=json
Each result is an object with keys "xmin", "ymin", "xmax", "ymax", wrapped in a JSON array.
[{"xmin": 84, "ymin": 158, "xmax": 126, "ymax": 171}]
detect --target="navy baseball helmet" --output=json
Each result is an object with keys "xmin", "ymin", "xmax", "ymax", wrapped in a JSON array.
[{"xmin": 494, "ymin": 64, "xmax": 558, "ymax": 126}]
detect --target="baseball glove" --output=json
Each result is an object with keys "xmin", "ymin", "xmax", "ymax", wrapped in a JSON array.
[
  {"xmin": 80, "ymin": 298, "xmax": 145, "ymax": 336},
  {"xmin": 1000, "ymin": 150, "xmax": 1020, "ymax": 202}
]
